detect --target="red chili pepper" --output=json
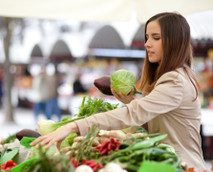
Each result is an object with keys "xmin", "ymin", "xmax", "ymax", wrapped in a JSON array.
[
  {"xmin": 96, "ymin": 145, "xmax": 102, "ymax": 150},
  {"xmin": 82, "ymin": 159, "xmax": 102, "ymax": 172},
  {"xmin": 5, "ymin": 167, "xmax": 13, "ymax": 172},
  {"xmin": 92, "ymin": 165, "xmax": 98, "ymax": 172},
  {"xmin": 110, "ymin": 137, "xmax": 116, "ymax": 144},
  {"xmin": 98, "ymin": 163, "xmax": 103, "ymax": 169},
  {"xmin": 107, "ymin": 143, "xmax": 112, "ymax": 150},
  {"xmin": 85, "ymin": 159, "xmax": 97, "ymax": 166},
  {"xmin": 90, "ymin": 163, "xmax": 98, "ymax": 169},
  {"xmin": 1, "ymin": 163, "xmax": 6, "ymax": 169},
  {"xmin": 71, "ymin": 159, "xmax": 78, "ymax": 168},
  {"xmin": 115, "ymin": 144, "xmax": 120, "ymax": 151},
  {"xmin": 101, "ymin": 148, "xmax": 109, "ymax": 155},
  {"xmin": 101, "ymin": 139, "xmax": 110, "ymax": 149},
  {"xmin": 6, "ymin": 160, "xmax": 14, "ymax": 167}
]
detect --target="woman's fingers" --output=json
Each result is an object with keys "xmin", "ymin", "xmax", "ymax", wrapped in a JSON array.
[
  {"xmin": 30, "ymin": 136, "xmax": 45, "ymax": 146},
  {"xmin": 30, "ymin": 123, "xmax": 76, "ymax": 150},
  {"xmin": 56, "ymin": 141, "xmax": 62, "ymax": 150},
  {"xmin": 30, "ymin": 134, "xmax": 54, "ymax": 149},
  {"xmin": 40, "ymin": 137, "xmax": 52, "ymax": 146},
  {"xmin": 118, "ymin": 92, "xmax": 124, "ymax": 98},
  {"xmin": 130, "ymin": 88, "xmax": 134, "ymax": 96},
  {"xmin": 45, "ymin": 139, "xmax": 56, "ymax": 149},
  {"xmin": 111, "ymin": 87, "xmax": 134, "ymax": 104}
]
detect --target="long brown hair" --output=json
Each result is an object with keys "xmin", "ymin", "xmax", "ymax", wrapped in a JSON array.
[{"xmin": 139, "ymin": 12, "xmax": 199, "ymax": 99}]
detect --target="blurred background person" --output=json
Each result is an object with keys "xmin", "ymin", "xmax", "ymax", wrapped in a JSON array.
[
  {"xmin": 73, "ymin": 72, "xmax": 87, "ymax": 95},
  {"xmin": 45, "ymin": 63, "xmax": 61, "ymax": 121},
  {"xmin": 69, "ymin": 72, "xmax": 88, "ymax": 116},
  {"xmin": 29, "ymin": 64, "xmax": 48, "ymax": 122}
]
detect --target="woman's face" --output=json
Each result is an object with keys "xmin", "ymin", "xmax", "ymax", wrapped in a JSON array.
[{"xmin": 145, "ymin": 20, "xmax": 163, "ymax": 63}]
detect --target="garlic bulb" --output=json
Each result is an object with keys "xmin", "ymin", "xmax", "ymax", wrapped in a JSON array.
[{"xmin": 75, "ymin": 165, "xmax": 93, "ymax": 172}]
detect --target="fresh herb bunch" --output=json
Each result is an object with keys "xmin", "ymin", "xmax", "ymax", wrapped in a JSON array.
[
  {"xmin": 77, "ymin": 96, "xmax": 119, "ymax": 118},
  {"xmin": 37, "ymin": 96, "xmax": 119, "ymax": 136}
]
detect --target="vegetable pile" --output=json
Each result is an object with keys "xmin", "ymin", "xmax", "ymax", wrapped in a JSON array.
[
  {"xmin": 0, "ymin": 96, "xmax": 212, "ymax": 172},
  {"xmin": 1, "ymin": 125, "xmax": 185, "ymax": 172}
]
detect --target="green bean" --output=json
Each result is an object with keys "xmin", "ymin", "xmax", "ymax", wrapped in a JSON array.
[{"xmin": 131, "ymin": 134, "xmax": 167, "ymax": 150}]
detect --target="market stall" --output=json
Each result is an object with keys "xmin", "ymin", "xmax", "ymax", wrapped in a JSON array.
[{"xmin": 1, "ymin": 69, "xmax": 213, "ymax": 172}]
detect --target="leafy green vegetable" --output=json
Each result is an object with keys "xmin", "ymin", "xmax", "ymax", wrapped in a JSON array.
[
  {"xmin": 14, "ymin": 146, "xmax": 73, "ymax": 172},
  {"xmin": 138, "ymin": 161, "xmax": 177, "ymax": 172},
  {"xmin": 77, "ymin": 96, "xmax": 119, "ymax": 118},
  {"xmin": 131, "ymin": 134, "xmax": 167, "ymax": 150},
  {"xmin": 110, "ymin": 69, "xmax": 141, "ymax": 96},
  {"xmin": 29, "ymin": 144, "xmax": 58, "ymax": 159},
  {"xmin": 2, "ymin": 133, "xmax": 16, "ymax": 144},
  {"xmin": 20, "ymin": 137, "xmax": 36, "ymax": 148},
  {"xmin": 157, "ymin": 143, "xmax": 176, "ymax": 154},
  {"xmin": 38, "ymin": 96, "xmax": 118, "ymax": 136},
  {"xmin": 0, "ymin": 148, "xmax": 18, "ymax": 164},
  {"xmin": 11, "ymin": 158, "xmax": 39, "ymax": 172},
  {"xmin": 60, "ymin": 132, "xmax": 77, "ymax": 149}
]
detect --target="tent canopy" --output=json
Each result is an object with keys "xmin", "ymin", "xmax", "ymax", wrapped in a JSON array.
[{"xmin": 0, "ymin": 0, "xmax": 212, "ymax": 23}]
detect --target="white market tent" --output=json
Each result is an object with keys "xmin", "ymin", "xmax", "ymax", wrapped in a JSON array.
[{"xmin": 0, "ymin": 0, "xmax": 213, "ymax": 23}]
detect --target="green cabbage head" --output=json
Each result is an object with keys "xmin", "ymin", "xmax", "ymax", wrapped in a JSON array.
[{"xmin": 110, "ymin": 69, "xmax": 137, "ymax": 96}]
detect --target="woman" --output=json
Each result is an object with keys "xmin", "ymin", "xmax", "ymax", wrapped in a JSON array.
[{"xmin": 31, "ymin": 12, "xmax": 207, "ymax": 171}]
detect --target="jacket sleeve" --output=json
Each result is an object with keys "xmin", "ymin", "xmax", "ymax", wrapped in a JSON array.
[{"xmin": 75, "ymin": 71, "xmax": 184, "ymax": 136}]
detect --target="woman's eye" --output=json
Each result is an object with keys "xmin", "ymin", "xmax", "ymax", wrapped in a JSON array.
[{"xmin": 154, "ymin": 37, "xmax": 160, "ymax": 40}]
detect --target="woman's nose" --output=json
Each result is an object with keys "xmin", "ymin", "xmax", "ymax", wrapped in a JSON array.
[{"xmin": 145, "ymin": 40, "xmax": 151, "ymax": 48}]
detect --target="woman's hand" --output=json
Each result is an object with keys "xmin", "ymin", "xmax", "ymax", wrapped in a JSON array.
[
  {"xmin": 111, "ymin": 87, "xmax": 134, "ymax": 104},
  {"xmin": 30, "ymin": 122, "xmax": 79, "ymax": 150}
]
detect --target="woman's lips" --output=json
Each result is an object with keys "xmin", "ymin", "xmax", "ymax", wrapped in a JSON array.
[{"xmin": 148, "ymin": 51, "xmax": 154, "ymax": 56}]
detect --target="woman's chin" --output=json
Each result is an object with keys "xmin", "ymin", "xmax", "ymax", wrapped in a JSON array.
[{"xmin": 148, "ymin": 57, "xmax": 161, "ymax": 63}]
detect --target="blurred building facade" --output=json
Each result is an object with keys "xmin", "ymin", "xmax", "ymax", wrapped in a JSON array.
[{"xmin": 0, "ymin": 10, "xmax": 213, "ymax": 113}]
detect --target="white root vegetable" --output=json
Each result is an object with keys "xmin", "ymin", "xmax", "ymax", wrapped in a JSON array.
[
  {"xmin": 74, "ymin": 136, "xmax": 86, "ymax": 142},
  {"xmin": 92, "ymin": 137, "xmax": 100, "ymax": 146},
  {"xmin": 60, "ymin": 146, "xmax": 72, "ymax": 153},
  {"xmin": 98, "ymin": 130, "xmax": 126, "ymax": 139},
  {"xmin": 132, "ymin": 133, "xmax": 147, "ymax": 137},
  {"xmin": 65, "ymin": 150, "xmax": 71, "ymax": 156},
  {"xmin": 99, "ymin": 162, "xmax": 127, "ymax": 172},
  {"xmin": 98, "ymin": 137, "xmax": 109, "ymax": 144},
  {"xmin": 75, "ymin": 165, "xmax": 93, "ymax": 172}
]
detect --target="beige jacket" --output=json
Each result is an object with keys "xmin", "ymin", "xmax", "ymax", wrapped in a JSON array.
[{"xmin": 75, "ymin": 68, "xmax": 207, "ymax": 171}]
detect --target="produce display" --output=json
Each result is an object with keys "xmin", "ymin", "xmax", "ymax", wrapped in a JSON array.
[{"xmin": 0, "ymin": 96, "xmax": 212, "ymax": 172}]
